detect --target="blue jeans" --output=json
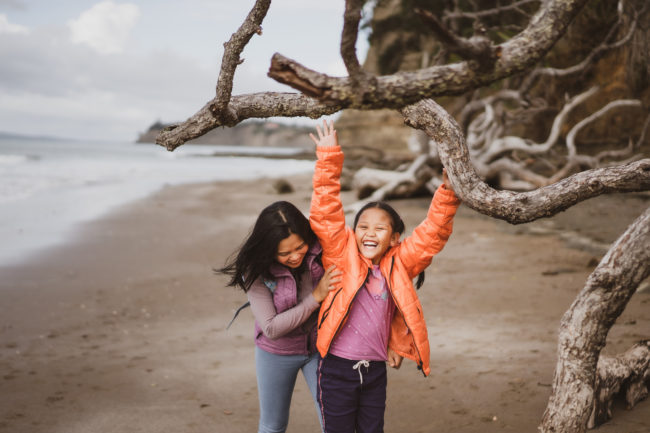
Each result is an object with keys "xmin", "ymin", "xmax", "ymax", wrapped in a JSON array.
[{"xmin": 255, "ymin": 346, "xmax": 323, "ymax": 433}]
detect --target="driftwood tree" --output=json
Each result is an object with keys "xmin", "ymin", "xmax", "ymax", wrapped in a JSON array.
[{"xmin": 156, "ymin": 0, "xmax": 650, "ymax": 431}]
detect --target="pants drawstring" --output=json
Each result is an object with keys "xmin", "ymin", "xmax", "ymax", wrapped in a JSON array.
[{"xmin": 352, "ymin": 360, "xmax": 370, "ymax": 384}]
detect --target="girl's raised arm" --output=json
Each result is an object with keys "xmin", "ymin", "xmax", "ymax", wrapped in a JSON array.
[
  {"xmin": 396, "ymin": 171, "xmax": 461, "ymax": 278},
  {"xmin": 309, "ymin": 120, "xmax": 347, "ymax": 265}
]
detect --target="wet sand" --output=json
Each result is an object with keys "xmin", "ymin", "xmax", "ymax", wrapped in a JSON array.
[{"xmin": 0, "ymin": 174, "xmax": 648, "ymax": 433}]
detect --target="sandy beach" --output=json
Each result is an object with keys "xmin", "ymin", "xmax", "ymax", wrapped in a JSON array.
[{"xmin": 1, "ymin": 173, "xmax": 648, "ymax": 433}]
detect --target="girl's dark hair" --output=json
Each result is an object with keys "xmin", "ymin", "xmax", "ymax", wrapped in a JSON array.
[
  {"xmin": 353, "ymin": 201, "xmax": 425, "ymax": 289},
  {"xmin": 217, "ymin": 201, "xmax": 316, "ymax": 292}
]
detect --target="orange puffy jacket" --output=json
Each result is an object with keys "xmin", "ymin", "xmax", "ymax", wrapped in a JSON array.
[{"xmin": 310, "ymin": 145, "xmax": 461, "ymax": 376}]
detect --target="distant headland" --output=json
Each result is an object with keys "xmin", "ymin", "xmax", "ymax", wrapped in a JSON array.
[{"xmin": 136, "ymin": 120, "xmax": 314, "ymax": 149}]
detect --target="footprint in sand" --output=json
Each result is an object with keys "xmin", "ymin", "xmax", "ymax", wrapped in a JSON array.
[{"xmin": 45, "ymin": 391, "xmax": 65, "ymax": 404}]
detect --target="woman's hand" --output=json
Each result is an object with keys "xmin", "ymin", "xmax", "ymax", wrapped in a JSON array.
[
  {"xmin": 387, "ymin": 348, "xmax": 403, "ymax": 369},
  {"xmin": 312, "ymin": 265, "xmax": 342, "ymax": 303},
  {"xmin": 309, "ymin": 119, "xmax": 338, "ymax": 148}
]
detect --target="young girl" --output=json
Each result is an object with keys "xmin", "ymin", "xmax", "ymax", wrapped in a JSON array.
[
  {"xmin": 219, "ymin": 201, "xmax": 341, "ymax": 433},
  {"xmin": 309, "ymin": 121, "xmax": 461, "ymax": 433}
]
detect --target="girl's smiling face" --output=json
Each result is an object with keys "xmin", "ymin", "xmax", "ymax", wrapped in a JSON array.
[
  {"xmin": 276, "ymin": 233, "xmax": 309, "ymax": 268},
  {"xmin": 354, "ymin": 208, "xmax": 400, "ymax": 265}
]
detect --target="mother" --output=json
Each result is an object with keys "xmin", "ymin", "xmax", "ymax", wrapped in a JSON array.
[{"xmin": 219, "ymin": 201, "xmax": 340, "ymax": 433}]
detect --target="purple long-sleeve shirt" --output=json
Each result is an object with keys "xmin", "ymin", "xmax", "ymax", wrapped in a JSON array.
[{"xmin": 247, "ymin": 270, "xmax": 320, "ymax": 340}]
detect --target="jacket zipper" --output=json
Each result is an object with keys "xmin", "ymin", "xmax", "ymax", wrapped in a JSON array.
[
  {"xmin": 318, "ymin": 287, "xmax": 342, "ymax": 328},
  {"xmin": 386, "ymin": 257, "xmax": 425, "ymax": 373}
]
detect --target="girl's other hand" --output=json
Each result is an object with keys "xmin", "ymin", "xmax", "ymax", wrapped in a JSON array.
[
  {"xmin": 387, "ymin": 348, "xmax": 403, "ymax": 369},
  {"xmin": 309, "ymin": 119, "xmax": 338, "ymax": 148},
  {"xmin": 312, "ymin": 265, "xmax": 342, "ymax": 303},
  {"xmin": 442, "ymin": 167, "xmax": 455, "ymax": 194}
]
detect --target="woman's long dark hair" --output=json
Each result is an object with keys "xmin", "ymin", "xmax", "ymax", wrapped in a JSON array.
[
  {"xmin": 353, "ymin": 201, "xmax": 426, "ymax": 289},
  {"xmin": 217, "ymin": 201, "xmax": 316, "ymax": 292}
]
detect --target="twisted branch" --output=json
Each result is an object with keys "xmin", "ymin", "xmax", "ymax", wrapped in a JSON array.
[{"xmin": 401, "ymin": 99, "xmax": 650, "ymax": 224}]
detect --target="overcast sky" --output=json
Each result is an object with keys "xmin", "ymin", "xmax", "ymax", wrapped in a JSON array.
[{"xmin": 0, "ymin": 0, "xmax": 369, "ymax": 142}]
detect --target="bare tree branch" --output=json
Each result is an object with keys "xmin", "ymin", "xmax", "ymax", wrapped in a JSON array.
[
  {"xmin": 401, "ymin": 99, "xmax": 650, "ymax": 224},
  {"xmin": 415, "ymin": 8, "xmax": 498, "ymax": 70},
  {"xmin": 519, "ymin": 5, "xmax": 640, "ymax": 94},
  {"xmin": 340, "ymin": 0, "xmax": 367, "ymax": 80},
  {"xmin": 157, "ymin": 0, "xmax": 592, "ymax": 149},
  {"xmin": 156, "ymin": 93, "xmax": 339, "ymax": 151},
  {"xmin": 550, "ymin": 99, "xmax": 644, "ymax": 182},
  {"xmin": 473, "ymin": 87, "xmax": 599, "ymax": 167},
  {"xmin": 346, "ymin": 154, "xmax": 433, "ymax": 214},
  {"xmin": 268, "ymin": 0, "xmax": 591, "ymax": 109},
  {"xmin": 211, "ymin": 0, "xmax": 271, "ymax": 122},
  {"xmin": 444, "ymin": 0, "xmax": 540, "ymax": 20}
]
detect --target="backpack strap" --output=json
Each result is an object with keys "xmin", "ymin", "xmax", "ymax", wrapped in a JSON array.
[
  {"xmin": 226, "ymin": 278, "xmax": 276, "ymax": 329},
  {"xmin": 226, "ymin": 301, "xmax": 250, "ymax": 330}
]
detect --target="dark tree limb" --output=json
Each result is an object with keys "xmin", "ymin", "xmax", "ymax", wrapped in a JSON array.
[
  {"xmin": 540, "ymin": 208, "xmax": 650, "ymax": 433},
  {"xmin": 210, "ymin": 0, "xmax": 271, "ymax": 123},
  {"xmin": 340, "ymin": 0, "xmax": 367, "ymax": 80},
  {"xmin": 444, "ymin": 0, "xmax": 540, "ymax": 20},
  {"xmin": 400, "ymin": 99, "xmax": 650, "ymax": 224},
  {"xmin": 415, "ymin": 8, "xmax": 499, "ymax": 71}
]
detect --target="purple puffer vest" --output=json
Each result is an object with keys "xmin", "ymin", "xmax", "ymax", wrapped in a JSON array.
[{"xmin": 254, "ymin": 243, "xmax": 324, "ymax": 355}]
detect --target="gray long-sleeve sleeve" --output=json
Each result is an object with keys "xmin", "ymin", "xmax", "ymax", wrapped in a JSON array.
[{"xmin": 247, "ymin": 274, "xmax": 320, "ymax": 340}]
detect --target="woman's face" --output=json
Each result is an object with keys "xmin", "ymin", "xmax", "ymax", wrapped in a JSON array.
[{"xmin": 276, "ymin": 233, "xmax": 309, "ymax": 269}]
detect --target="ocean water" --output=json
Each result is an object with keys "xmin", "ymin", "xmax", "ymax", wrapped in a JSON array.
[{"xmin": 0, "ymin": 137, "xmax": 315, "ymax": 267}]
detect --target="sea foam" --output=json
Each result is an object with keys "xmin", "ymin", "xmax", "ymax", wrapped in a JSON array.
[{"xmin": 0, "ymin": 138, "xmax": 314, "ymax": 267}]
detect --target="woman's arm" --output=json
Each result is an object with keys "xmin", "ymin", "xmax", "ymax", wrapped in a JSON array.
[
  {"xmin": 247, "ymin": 266, "xmax": 340, "ymax": 340},
  {"xmin": 247, "ymin": 279, "xmax": 318, "ymax": 340}
]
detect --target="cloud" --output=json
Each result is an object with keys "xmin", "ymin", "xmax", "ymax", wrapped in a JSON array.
[
  {"xmin": 0, "ymin": 13, "xmax": 29, "ymax": 34},
  {"xmin": 0, "ymin": 0, "xmax": 359, "ymax": 140},
  {"xmin": 0, "ymin": 20, "xmax": 216, "ymax": 141},
  {"xmin": 68, "ymin": 1, "xmax": 139, "ymax": 54}
]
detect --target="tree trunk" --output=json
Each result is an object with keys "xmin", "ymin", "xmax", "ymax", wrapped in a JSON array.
[{"xmin": 539, "ymin": 207, "xmax": 650, "ymax": 433}]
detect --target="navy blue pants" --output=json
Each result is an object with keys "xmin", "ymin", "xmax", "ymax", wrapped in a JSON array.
[{"xmin": 318, "ymin": 354, "xmax": 387, "ymax": 433}]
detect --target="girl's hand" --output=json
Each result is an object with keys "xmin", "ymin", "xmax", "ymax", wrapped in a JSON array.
[
  {"xmin": 442, "ymin": 167, "xmax": 455, "ymax": 194},
  {"xmin": 387, "ymin": 348, "xmax": 403, "ymax": 369},
  {"xmin": 309, "ymin": 119, "xmax": 338, "ymax": 148},
  {"xmin": 312, "ymin": 265, "xmax": 342, "ymax": 303}
]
